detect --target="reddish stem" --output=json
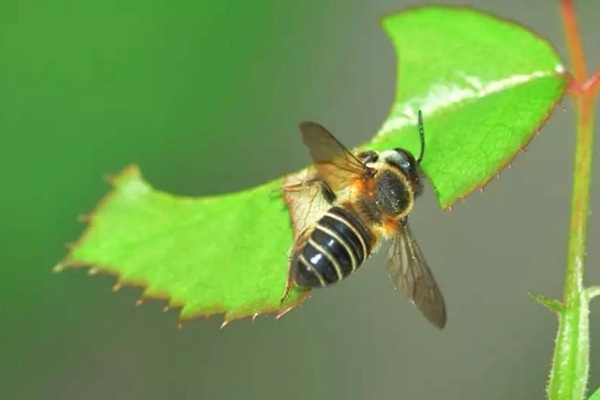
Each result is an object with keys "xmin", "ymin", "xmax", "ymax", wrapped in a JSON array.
[
  {"xmin": 566, "ymin": 74, "xmax": 584, "ymax": 96},
  {"xmin": 560, "ymin": 0, "xmax": 587, "ymax": 82},
  {"xmin": 584, "ymin": 69, "xmax": 600, "ymax": 97}
]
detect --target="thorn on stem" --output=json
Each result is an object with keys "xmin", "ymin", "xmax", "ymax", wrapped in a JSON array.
[{"xmin": 529, "ymin": 292, "xmax": 563, "ymax": 313}]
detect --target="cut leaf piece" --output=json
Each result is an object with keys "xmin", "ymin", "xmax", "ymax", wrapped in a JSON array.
[
  {"xmin": 58, "ymin": 166, "xmax": 309, "ymax": 323},
  {"xmin": 372, "ymin": 7, "xmax": 567, "ymax": 207}
]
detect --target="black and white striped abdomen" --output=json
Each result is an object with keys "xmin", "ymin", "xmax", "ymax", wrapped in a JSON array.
[{"xmin": 292, "ymin": 206, "xmax": 374, "ymax": 288}]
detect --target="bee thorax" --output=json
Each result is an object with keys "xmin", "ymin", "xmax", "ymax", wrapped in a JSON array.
[{"xmin": 375, "ymin": 169, "xmax": 412, "ymax": 217}]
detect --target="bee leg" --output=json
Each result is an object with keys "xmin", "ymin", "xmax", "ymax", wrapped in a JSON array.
[
  {"xmin": 282, "ymin": 178, "xmax": 336, "ymax": 204},
  {"xmin": 315, "ymin": 180, "xmax": 336, "ymax": 204},
  {"xmin": 282, "ymin": 177, "xmax": 324, "ymax": 190},
  {"xmin": 280, "ymin": 272, "xmax": 295, "ymax": 305},
  {"xmin": 281, "ymin": 178, "xmax": 316, "ymax": 192},
  {"xmin": 277, "ymin": 177, "xmax": 320, "ymax": 199}
]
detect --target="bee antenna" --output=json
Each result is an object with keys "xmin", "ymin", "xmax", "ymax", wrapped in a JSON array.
[{"xmin": 417, "ymin": 109, "xmax": 426, "ymax": 164}]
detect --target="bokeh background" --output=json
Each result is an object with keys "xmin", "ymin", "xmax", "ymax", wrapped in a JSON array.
[{"xmin": 2, "ymin": 1, "xmax": 600, "ymax": 399}]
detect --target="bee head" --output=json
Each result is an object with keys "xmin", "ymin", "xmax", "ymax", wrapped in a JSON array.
[
  {"xmin": 382, "ymin": 110, "xmax": 427, "ymax": 196},
  {"xmin": 381, "ymin": 149, "xmax": 423, "ymax": 196}
]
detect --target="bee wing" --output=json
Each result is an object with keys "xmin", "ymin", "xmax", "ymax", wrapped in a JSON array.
[
  {"xmin": 299, "ymin": 122, "xmax": 372, "ymax": 191},
  {"xmin": 283, "ymin": 170, "xmax": 333, "ymax": 239},
  {"xmin": 386, "ymin": 219, "xmax": 446, "ymax": 329}
]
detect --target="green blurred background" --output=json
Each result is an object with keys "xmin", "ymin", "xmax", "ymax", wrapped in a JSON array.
[{"xmin": 2, "ymin": 1, "xmax": 600, "ymax": 399}]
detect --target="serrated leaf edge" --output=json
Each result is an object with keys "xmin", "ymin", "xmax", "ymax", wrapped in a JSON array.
[
  {"xmin": 54, "ymin": 164, "xmax": 311, "ymax": 328},
  {"xmin": 377, "ymin": 5, "xmax": 569, "ymax": 208},
  {"xmin": 442, "ymin": 90, "xmax": 567, "ymax": 210}
]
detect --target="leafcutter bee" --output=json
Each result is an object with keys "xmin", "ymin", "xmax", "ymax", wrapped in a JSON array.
[{"xmin": 282, "ymin": 111, "xmax": 446, "ymax": 328}]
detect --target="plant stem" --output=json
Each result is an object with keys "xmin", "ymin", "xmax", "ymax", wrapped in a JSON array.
[
  {"xmin": 585, "ymin": 70, "xmax": 600, "ymax": 96},
  {"xmin": 565, "ymin": 96, "xmax": 593, "ymax": 304},
  {"xmin": 547, "ymin": 1, "xmax": 597, "ymax": 399},
  {"xmin": 560, "ymin": 0, "xmax": 586, "ymax": 82},
  {"xmin": 548, "ymin": 96, "xmax": 595, "ymax": 400}
]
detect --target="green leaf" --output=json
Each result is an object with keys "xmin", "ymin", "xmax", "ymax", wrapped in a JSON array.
[
  {"xmin": 58, "ymin": 7, "xmax": 567, "ymax": 323},
  {"xmin": 588, "ymin": 386, "xmax": 600, "ymax": 400},
  {"xmin": 57, "ymin": 166, "xmax": 308, "ymax": 324},
  {"xmin": 372, "ymin": 7, "xmax": 567, "ymax": 207}
]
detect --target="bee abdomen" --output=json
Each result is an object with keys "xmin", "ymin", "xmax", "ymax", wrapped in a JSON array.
[{"xmin": 292, "ymin": 206, "xmax": 374, "ymax": 288}]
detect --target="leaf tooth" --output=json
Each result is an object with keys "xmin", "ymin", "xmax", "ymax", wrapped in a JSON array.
[
  {"xmin": 53, "ymin": 263, "xmax": 65, "ymax": 273},
  {"xmin": 252, "ymin": 312, "xmax": 260, "ymax": 322},
  {"xmin": 112, "ymin": 282, "xmax": 123, "ymax": 292},
  {"xmin": 103, "ymin": 173, "xmax": 118, "ymax": 185},
  {"xmin": 219, "ymin": 320, "xmax": 230, "ymax": 329},
  {"xmin": 135, "ymin": 298, "xmax": 145, "ymax": 307},
  {"xmin": 77, "ymin": 214, "xmax": 92, "ymax": 223},
  {"xmin": 163, "ymin": 305, "xmax": 171, "ymax": 312},
  {"xmin": 88, "ymin": 267, "xmax": 100, "ymax": 276}
]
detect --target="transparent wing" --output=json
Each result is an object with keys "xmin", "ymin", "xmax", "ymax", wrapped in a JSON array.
[
  {"xmin": 386, "ymin": 219, "xmax": 446, "ymax": 329},
  {"xmin": 299, "ymin": 121, "xmax": 373, "ymax": 191},
  {"xmin": 283, "ymin": 169, "xmax": 333, "ymax": 239}
]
